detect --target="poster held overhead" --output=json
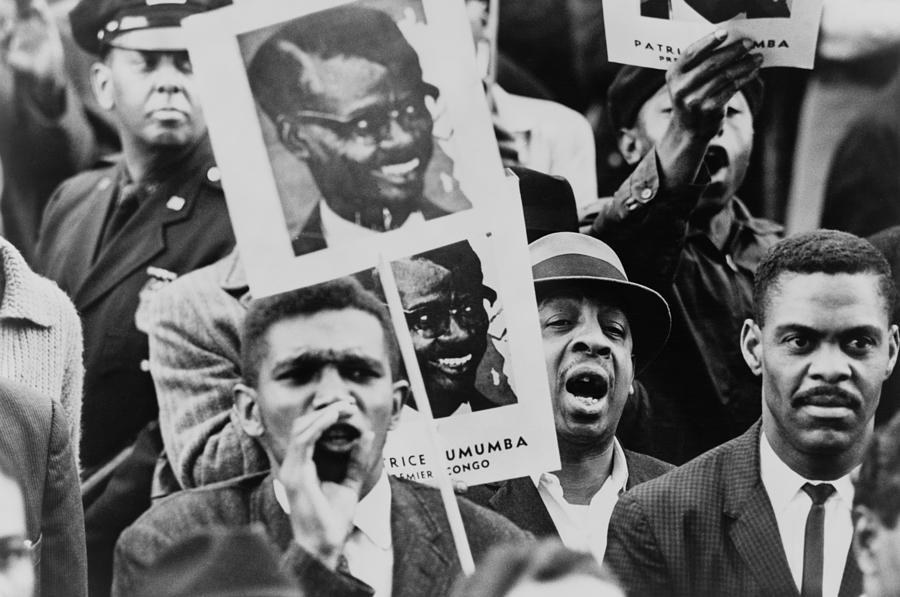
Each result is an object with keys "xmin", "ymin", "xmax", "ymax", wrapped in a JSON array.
[
  {"xmin": 603, "ymin": 0, "xmax": 824, "ymax": 70},
  {"xmin": 183, "ymin": 0, "xmax": 503, "ymax": 296}
]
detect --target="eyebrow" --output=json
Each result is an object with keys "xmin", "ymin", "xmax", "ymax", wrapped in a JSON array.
[
  {"xmin": 270, "ymin": 349, "xmax": 386, "ymax": 378},
  {"xmin": 771, "ymin": 323, "xmax": 884, "ymax": 339}
]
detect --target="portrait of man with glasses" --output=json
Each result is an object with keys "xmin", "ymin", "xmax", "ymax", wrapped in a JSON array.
[
  {"xmin": 244, "ymin": 2, "xmax": 473, "ymax": 257},
  {"xmin": 389, "ymin": 240, "xmax": 517, "ymax": 419}
]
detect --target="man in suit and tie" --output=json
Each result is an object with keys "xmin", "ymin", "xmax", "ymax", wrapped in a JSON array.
[
  {"xmin": 468, "ymin": 232, "xmax": 672, "ymax": 561},
  {"xmin": 245, "ymin": 4, "xmax": 471, "ymax": 256},
  {"xmin": 606, "ymin": 229, "xmax": 899, "ymax": 597},
  {"xmin": 33, "ymin": 0, "xmax": 236, "ymax": 594},
  {"xmin": 113, "ymin": 277, "xmax": 529, "ymax": 597}
]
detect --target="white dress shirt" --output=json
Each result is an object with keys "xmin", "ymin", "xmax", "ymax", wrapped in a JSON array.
[
  {"xmin": 319, "ymin": 200, "xmax": 425, "ymax": 247},
  {"xmin": 530, "ymin": 439, "xmax": 629, "ymax": 562},
  {"xmin": 760, "ymin": 431, "xmax": 855, "ymax": 597},
  {"xmin": 274, "ymin": 471, "xmax": 394, "ymax": 597}
]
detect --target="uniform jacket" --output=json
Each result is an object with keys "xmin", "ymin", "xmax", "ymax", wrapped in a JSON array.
[
  {"xmin": 605, "ymin": 421, "xmax": 863, "ymax": 597},
  {"xmin": 112, "ymin": 473, "xmax": 531, "ymax": 597},
  {"xmin": 34, "ymin": 139, "xmax": 235, "ymax": 470},
  {"xmin": 467, "ymin": 449, "xmax": 673, "ymax": 537},
  {"xmin": 0, "ymin": 377, "xmax": 87, "ymax": 597}
]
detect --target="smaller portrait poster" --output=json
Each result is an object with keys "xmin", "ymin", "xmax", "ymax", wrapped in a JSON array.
[
  {"xmin": 603, "ymin": 0, "xmax": 824, "ymax": 70},
  {"xmin": 377, "ymin": 179, "xmax": 559, "ymax": 485},
  {"xmin": 183, "ymin": 0, "xmax": 504, "ymax": 297}
]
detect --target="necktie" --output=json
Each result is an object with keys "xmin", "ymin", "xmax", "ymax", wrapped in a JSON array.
[
  {"xmin": 801, "ymin": 482, "xmax": 835, "ymax": 597},
  {"xmin": 100, "ymin": 183, "xmax": 145, "ymax": 249}
]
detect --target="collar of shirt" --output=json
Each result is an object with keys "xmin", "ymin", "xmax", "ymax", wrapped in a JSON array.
[
  {"xmin": 529, "ymin": 439, "xmax": 629, "ymax": 560},
  {"xmin": 760, "ymin": 431, "xmax": 855, "ymax": 513},
  {"xmin": 0, "ymin": 237, "xmax": 55, "ymax": 328},
  {"xmin": 272, "ymin": 470, "xmax": 392, "ymax": 550},
  {"xmin": 686, "ymin": 197, "xmax": 783, "ymax": 269},
  {"xmin": 319, "ymin": 201, "xmax": 425, "ymax": 247}
]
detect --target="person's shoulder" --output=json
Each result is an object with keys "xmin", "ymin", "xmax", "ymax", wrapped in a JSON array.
[
  {"xmin": 624, "ymin": 449, "xmax": 675, "ymax": 485},
  {"xmin": 126, "ymin": 472, "xmax": 267, "ymax": 539},
  {"xmin": 390, "ymin": 477, "xmax": 529, "ymax": 541},
  {"xmin": 54, "ymin": 161, "xmax": 118, "ymax": 202},
  {"xmin": 621, "ymin": 431, "xmax": 749, "ymax": 506}
]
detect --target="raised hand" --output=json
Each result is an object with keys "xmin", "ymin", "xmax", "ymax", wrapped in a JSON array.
[
  {"xmin": 278, "ymin": 401, "xmax": 376, "ymax": 570},
  {"xmin": 3, "ymin": 0, "xmax": 66, "ymax": 113}
]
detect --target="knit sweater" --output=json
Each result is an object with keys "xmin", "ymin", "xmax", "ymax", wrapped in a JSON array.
[{"xmin": 0, "ymin": 236, "xmax": 83, "ymax": 466}]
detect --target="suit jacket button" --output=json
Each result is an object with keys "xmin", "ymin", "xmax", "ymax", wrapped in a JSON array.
[
  {"xmin": 139, "ymin": 360, "xmax": 151, "ymax": 372},
  {"xmin": 207, "ymin": 167, "xmax": 221, "ymax": 183}
]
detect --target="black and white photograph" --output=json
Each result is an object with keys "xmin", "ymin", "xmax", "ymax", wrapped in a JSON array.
[
  {"xmin": 5, "ymin": 0, "xmax": 900, "ymax": 594},
  {"xmin": 182, "ymin": 0, "xmax": 505, "ymax": 295}
]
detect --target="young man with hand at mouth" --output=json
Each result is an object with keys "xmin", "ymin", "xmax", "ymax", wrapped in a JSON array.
[
  {"xmin": 113, "ymin": 277, "xmax": 528, "ymax": 597},
  {"xmin": 469, "ymin": 232, "xmax": 673, "ymax": 562}
]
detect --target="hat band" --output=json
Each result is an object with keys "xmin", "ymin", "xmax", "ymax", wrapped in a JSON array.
[{"xmin": 532, "ymin": 254, "xmax": 627, "ymax": 283}]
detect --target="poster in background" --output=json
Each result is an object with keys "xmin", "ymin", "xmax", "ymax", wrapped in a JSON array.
[
  {"xmin": 602, "ymin": 0, "xmax": 824, "ymax": 70},
  {"xmin": 183, "ymin": 0, "xmax": 503, "ymax": 297}
]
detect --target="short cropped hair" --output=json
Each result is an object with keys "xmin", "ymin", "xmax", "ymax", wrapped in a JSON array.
[
  {"xmin": 240, "ymin": 277, "xmax": 398, "ymax": 388},
  {"xmin": 247, "ymin": 4, "xmax": 425, "ymax": 122},
  {"xmin": 448, "ymin": 539, "xmax": 623, "ymax": 597},
  {"xmin": 854, "ymin": 412, "xmax": 900, "ymax": 528},
  {"xmin": 753, "ymin": 230, "xmax": 897, "ymax": 326}
]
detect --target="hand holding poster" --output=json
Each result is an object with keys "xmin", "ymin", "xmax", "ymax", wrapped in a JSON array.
[{"xmin": 603, "ymin": 0, "xmax": 824, "ymax": 69}]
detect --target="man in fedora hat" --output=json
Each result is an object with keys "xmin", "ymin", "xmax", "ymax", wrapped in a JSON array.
[
  {"xmin": 34, "ymin": 0, "xmax": 236, "ymax": 594},
  {"xmin": 469, "ymin": 232, "xmax": 673, "ymax": 562}
]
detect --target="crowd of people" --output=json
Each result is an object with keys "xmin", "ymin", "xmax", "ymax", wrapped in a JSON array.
[{"xmin": 3, "ymin": 0, "xmax": 900, "ymax": 596}]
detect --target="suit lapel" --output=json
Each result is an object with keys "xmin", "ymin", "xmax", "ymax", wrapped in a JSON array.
[
  {"xmin": 838, "ymin": 545, "xmax": 863, "ymax": 597},
  {"xmin": 724, "ymin": 422, "xmax": 799, "ymax": 596},
  {"xmin": 489, "ymin": 477, "xmax": 558, "ymax": 538},
  {"xmin": 74, "ymin": 174, "xmax": 200, "ymax": 311},
  {"xmin": 390, "ymin": 479, "xmax": 454, "ymax": 597},
  {"xmin": 52, "ymin": 170, "xmax": 119, "ymax": 297}
]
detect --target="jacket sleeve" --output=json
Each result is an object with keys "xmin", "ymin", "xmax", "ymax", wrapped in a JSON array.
[
  {"xmin": 605, "ymin": 491, "xmax": 673, "ymax": 597},
  {"xmin": 139, "ymin": 278, "xmax": 268, "ymax": 489},
  {"xmin": 40, "ymin": 399, "xmax": 88, "ymax": 597},
  {"xmin": 281, "ymin": 543, "xmax": 374, "ymax": 597},
  {"xmin": 587, "ymin": 149, "xmax": 706, "ymax": 292}
]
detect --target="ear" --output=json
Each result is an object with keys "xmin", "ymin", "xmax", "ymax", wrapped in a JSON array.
[
  {"xmin": 276, "ymin": 115, "xmax": 311, "ymax": 159},
  {"xmin": 853, "ymin": 505, "xmax": 880, "ymax": 575},
  {"xmin": 90, "ymin": 61, "xmax": 115, "ymax": 112},
  {"xmin": 387, "ymin": 380, "xmax": 409, "ymax": 431},
  {"xmin": 233, "ymin": 383, "xmax": 264, "ymax": 439},
  {"xmin": 886, "ymin": 324, "xmax": 899, "ymax": 379},
  {"xmin": 740, "ymin": 318, "xmax": 763, "ymax": 376},
  {"xmin": 617, "ymin": 127, "xmax": 649, "ymax": 167}
]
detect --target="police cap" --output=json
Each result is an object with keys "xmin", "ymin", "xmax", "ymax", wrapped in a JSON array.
[{"xmin": 70, "ymin": 0, "xmax": 231, "ymax": 56}]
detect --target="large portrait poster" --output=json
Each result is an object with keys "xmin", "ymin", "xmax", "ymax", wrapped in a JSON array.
[
  {"xmin": 602, "ymin": 0, "xmax": 824, "ymax": 69},
  {"xmin": 183, "ymin": 0, "xmax": 504, "ymax": 296}
]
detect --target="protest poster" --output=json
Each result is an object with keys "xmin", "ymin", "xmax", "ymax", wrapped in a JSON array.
[
  {"xmin": 183, "ymin": 0, "xmax": 504, "ymax": 297},
  {"xmin": 602, "ymin": 0, "xmax": 824, "ymax": 70},
  {"xmin": 379, "ymin": 175, "xmax": 559, "ymax": 486}
]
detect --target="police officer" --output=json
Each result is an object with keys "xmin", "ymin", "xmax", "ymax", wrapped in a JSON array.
[{"xmin": 34, "ymin": 1, "xmax": 235, "ymax": 594}]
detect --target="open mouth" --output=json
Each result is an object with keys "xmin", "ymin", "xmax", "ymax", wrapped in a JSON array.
[
  {"xmin": 431, "ymin": 353, "xmax": 474, "ymax": 375},
  {"xmin": 702, "ymin": 145, "xmax": 729, "ymax": 181},
  {"xmin": 316, "ymin": 422, "xmax": 362, "ymax": 453},
  {"xmin": 565, "ymin": 371, "xmax": 609, "ymax": 408}
]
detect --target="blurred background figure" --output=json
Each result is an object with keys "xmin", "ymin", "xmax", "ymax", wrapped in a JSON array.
[
  {"xmin": 0, "ymin": 452, "xmax": 35, "ymax": 597},
  {"xmin": 465, "ymin": 0, "xmax": 599, "ymax": 216},
  {"xmin": 853, "ymin": 412, "xmax": 900, "ymax": 597},
  {"xmin": 0, "ymin": 0, "xmax": 101, "ymax": 264},
  {"xmin": 449, "ymin": 539, "xmax": 625, "ymax": 597},
  {"xmin": 127, "ymin": 527, "xmax": 301, "ymax": 597}
]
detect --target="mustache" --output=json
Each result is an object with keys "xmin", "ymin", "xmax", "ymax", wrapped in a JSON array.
[{"xmin": 792, "ymin": 385, "xmax": 860, "ymax": 409}]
